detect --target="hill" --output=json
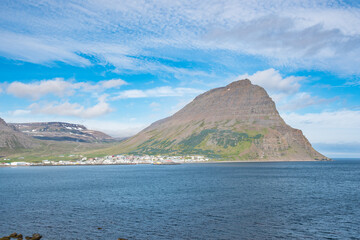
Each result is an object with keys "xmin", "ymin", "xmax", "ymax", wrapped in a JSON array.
[
  {"xmin": 0, "ymin": 117, "xmax": 38, "ymax": 154},
  {"xmin": 107, "ymin": 79, "xmax": 328, "ymax": 161},
  {"xmin": 11, "ymin": 122, "xmax": 114, "ymax": 143},
  {"xmin": 1, "ymin": 118, "xmax": 117, "ymax": 161}
]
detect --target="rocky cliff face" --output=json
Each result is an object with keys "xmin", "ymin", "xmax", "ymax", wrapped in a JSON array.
[
  {"xmin": 11, "ymin": 122, "xmax": 114, "ymax": 143},
  {"xmin": 0, "ymin": 118, "xmax": 37, "ymax": 150},
  {"xmin": 117, "ymin": 79, "xmax": 328, "ymax": 161}
]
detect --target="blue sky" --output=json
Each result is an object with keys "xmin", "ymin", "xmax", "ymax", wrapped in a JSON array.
[{"xmin": 0, "ymin": 0, "xmax": 360, "ymax": 157}]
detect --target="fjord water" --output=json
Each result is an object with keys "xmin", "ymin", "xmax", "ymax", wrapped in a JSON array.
[{"xmin": 1, "ymin": 160, "xmax": 359, "ymax": 239}]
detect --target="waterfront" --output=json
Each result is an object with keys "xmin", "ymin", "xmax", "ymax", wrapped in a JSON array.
[
  {"xmin": 0, "ymin": 154, "xmax": 209, "ymax": 166},
  {"xmin": 1, "ymin": 159, "xmax": 359, "ymax": 239}
]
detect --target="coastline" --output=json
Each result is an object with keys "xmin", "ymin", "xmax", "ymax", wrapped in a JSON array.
[
  {"xmin": 0, "ymin": 159, "xmax": 332, "ymax": 167},
  {"xmin": 206, "ymin": 159, "xmax": 321, "ymax": 163}
]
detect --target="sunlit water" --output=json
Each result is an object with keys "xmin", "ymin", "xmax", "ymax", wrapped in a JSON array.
[{"xmin": 1, "ymin": 159, "xmax": 360, "ymax": 239}]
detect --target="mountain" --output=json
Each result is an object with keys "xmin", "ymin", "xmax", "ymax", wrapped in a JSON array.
[
  {"xmin": 11, "ymin": 122, "xmax": 114, "ymax": 143},
  {"xmin": 116, "ymin": 79, "xmax": 329, "ymax": 161},
  {"xmin": 0, "ymin": 118, "xmax": 37, "ymax": 151}
]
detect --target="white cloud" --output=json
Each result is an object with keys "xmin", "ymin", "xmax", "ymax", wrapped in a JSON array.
[
  {"xmin": 279, "ymin": 92, "xmax": 335, "ymax": 111},
  {"xmin": 205, "ymin": 14, "xmax": 360, "ymax": 73},
  {"xmin": 29, "ymin": 96, "xmax": 113, "ymax": 118},
  {"xmin": 149, "ymin": 102, "xmax": 161, "ymax": 111},
  {"xmin": 99, "ymin": 79, "xmax": 127, "ymax": 89},
  {"xmin": 149, "ymin": 102, "xmax": 160, "ymax": 108},
  {"xmin": 10, "ymin": 109, "xmax": 31, "ymax": 116},
  {"xmin": 114, "ymin": 89, "xmax": 146, "ymax": 99},
  {"xmin": 236, "ymin": 68, "xmax": 334, "ymax": 112},
  {"xmin": 113, "ymin": 86, "xmax": 203, "ymax": 99},
  {"xmin": 6, "ymin": 78, "xmax": 128, "ymax": 100},
  {"xmin": 7, "ymin": 78, "xmax": 74, "ymax": 100},
  {"xmin": 237, "ymin": 68, "xmax": 302, "ymax": 95},
  {"xmin": 282, "ymin": 110, "xmax": 360, "ymax": 144},
  {"xmin": 83, "ymin": 120, "xmax": 146, "ymax": 138},
  {"xmin": 0, "ymin": 31, "xmax": 90, "ymax": 66},
  {"xmin": 0, "ymin": 1, "xmax": 359, "ymax": 74}
]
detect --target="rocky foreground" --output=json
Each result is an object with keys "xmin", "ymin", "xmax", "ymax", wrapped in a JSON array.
[
  {"xmin": 0, "ymin": 233, "xmax": 128, "ymax": 240},
  {"xmin": 0, "ymin": 233, "xmax": 41, "ymax": 240}
]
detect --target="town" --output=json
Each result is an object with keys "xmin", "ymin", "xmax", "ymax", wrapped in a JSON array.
[{"xmin": 0, "ymin": 154, "xmax": 210, "ymax": 166}]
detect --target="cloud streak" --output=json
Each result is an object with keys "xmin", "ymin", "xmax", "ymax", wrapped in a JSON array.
[
  {"xmin": 237, "ymin": 68, "xmax": 334, "ymax": 112},
  {"xmin": 282, "ymin": 110, "xmax": 360, "ymax": 144},
  {"xmin": 113, "ymin": 86, "xmax": 203, "ymax": 99},
  {"xmin": 29, "ymin": 96, "xmax": 113, "ymax": 118},
  {"xmin": 237, "ymin": 68, "xmax": 302, "ymax": 95},
  {"xmin": 7, "ymin": 78, "xmax": 74, "ymax": 100},
  {"xmin": 279, "ymin": 92, "xmax": 336, "ymax": 111},
  {"xmin": 205, "ymin": 14, "xmax": 360, "ymax": 73},
  {"xmin": 6, "ymin": 78, "xmax": 127, "ymax": 100},
  {"xmin": 0, "ymin": 1, "xmax": 359, "ymax": 74}
]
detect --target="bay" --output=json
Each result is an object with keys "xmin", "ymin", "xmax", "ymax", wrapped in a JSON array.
[{"xmin": 1, "ymin": 159, "xmax": 360, "ymax": 239}]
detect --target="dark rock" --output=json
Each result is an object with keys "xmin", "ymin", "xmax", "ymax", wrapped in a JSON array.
[
  {"xmin": 9, "ymin": 233, "xmax": 18, "ymax": 238},
  {"xmin": 118, "ymin": 238, "xmax": 128, "ymax": 240},
  {"xmin": 31, "ymin": 234, "xmax": 42, "ymax": 240},
  {"xmin": 97, "ymin": 227, "xmax": 102, "ymax": 230},
  {"xmin": 0, "ymin": 237, "xmax": 11, "ymax": 240},
  {"xmin": 25, "ymin": 237, "xmax": 31, "ymax": 240},
  {"xmin": 16, "ymin": 234, "xmax": 23, "ymax": 240}
]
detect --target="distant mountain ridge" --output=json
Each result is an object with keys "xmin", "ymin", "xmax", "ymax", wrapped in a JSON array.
[
  {"xmin": 0, "ymin": 117, "xmax": 38, "ymax": 151},
  {"xmin": 115, "ymin": 79, "xmax": 329, "ymax": 161},
  {"xmin": 11, "ymin": 122, "xmax": 114, "ymax": 143}
]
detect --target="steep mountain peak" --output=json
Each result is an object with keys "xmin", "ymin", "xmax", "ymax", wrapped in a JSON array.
[
  {"xmin": 169, "ymin": 78, "xmax": 281, "ymax": 125},
  {"xmin": 226, "ymin": 78, "xmax": 252, "ymax": 88},
  {"xmin": 116, "ymin": 79, "xmax": 328, "ymax": 161}
]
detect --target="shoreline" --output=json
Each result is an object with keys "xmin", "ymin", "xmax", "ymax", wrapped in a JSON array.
[
  {"xmin": 0, "ymin": 159, "xmax": 332, "ymax": 167},
  {"xmin": 206, "ymin": 159, "xmax": 321, "ymax": 163}
]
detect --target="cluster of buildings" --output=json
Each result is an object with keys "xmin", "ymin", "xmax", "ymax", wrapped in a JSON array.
[{"xmin": 0, "ymin": 154, "xmax": 210, "ymax": 166}]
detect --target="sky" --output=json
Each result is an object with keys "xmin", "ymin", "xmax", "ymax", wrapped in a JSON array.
[{"xmin": 0, "ymin": 0, "xmax": 359, "ymax": 157}]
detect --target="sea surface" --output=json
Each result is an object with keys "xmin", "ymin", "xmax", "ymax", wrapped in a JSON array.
[{"xmin": 1, "ymin": 159, "xmax": 360, "ymax": 239}]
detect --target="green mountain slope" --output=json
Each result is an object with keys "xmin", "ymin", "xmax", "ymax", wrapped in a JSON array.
[{"xmin": 98, "ymin": 79, "xmax": 328, "ymax": 161}]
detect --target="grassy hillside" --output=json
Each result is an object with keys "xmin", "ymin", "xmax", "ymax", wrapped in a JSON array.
[
  {"xmin": 1, "ymin": 141, "xmax": 119, "ymax": 162},
  {"xmin": 84, "ymin": 126, "xmax": 270, "ymax": 160}
]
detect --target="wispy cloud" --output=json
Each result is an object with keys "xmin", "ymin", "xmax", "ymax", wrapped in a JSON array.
[
  {"xmin": 81, "ymin": 120, "xmax": 147, "ymax": 138},
  {"xmin": 282, "ymin": 110, "xmax": 360, "ymax": 144},
  {"xmin": 6, "ymin": 78, "xmax": 127, "ymax": 100},
  {"xmin": 98, "ymin": 79, "xmax": 127, "ymax": 89},
  {"xmin": 237, "ymin": 68, "xmax": 334, "ymax": 112},
  {"xmin": 29, "ymin": 95, "xmax": 113, "ymax": 118},
  {"xmin": 279, "ymin": 92, "xmax": 336, "ymax": 111},
  {"xmin": 0, "ymin": 31, "xmax": 90, "ymax": 66},
  {"xmin": 7, "ymin": 78, "xmax": 74, "ymax": 100},
  {"xmin": 113, "ymin": 86, "xmax": 203, "ymax": 99},
  {"xmin": 237, "ymin": 68, "xmax": 302, "ymax": 95},
  {"xmin": 9, "ymin": 109, "xmax": 31, "ymax": 116},
  {"xmin": 205, "ymin": 14, "xmax": 360, "ymax": 73},
  {"xmin": 149, "ymin": 102, "xmax": 161, "ymax": 111},
  {"xmin": 0, "ymin": 1, "xmax": 359, "ymax": 74}
]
